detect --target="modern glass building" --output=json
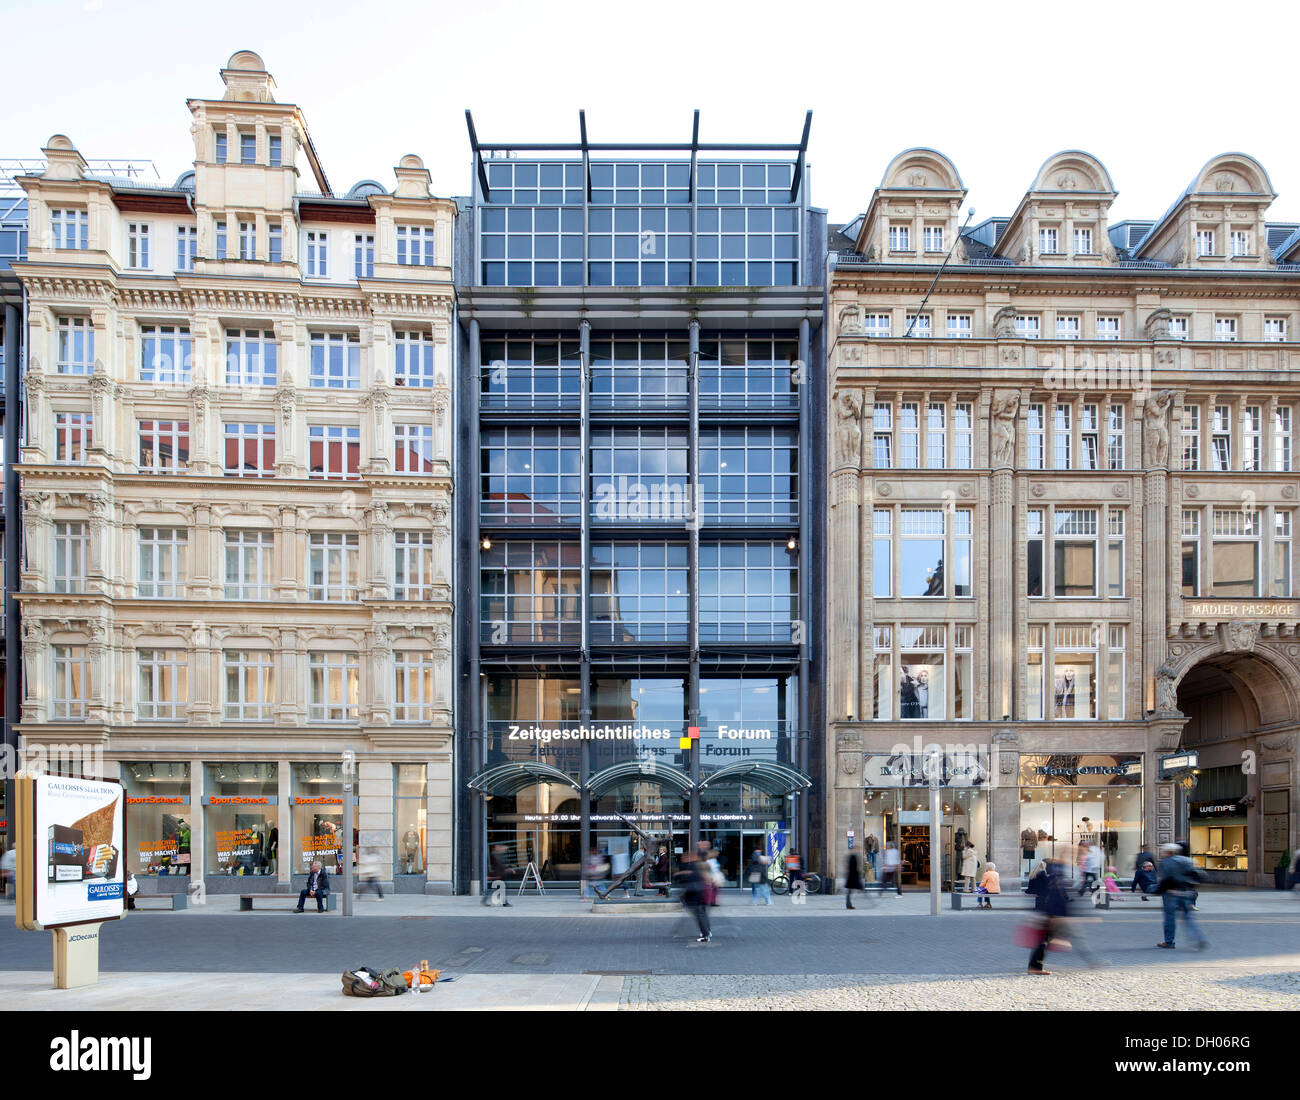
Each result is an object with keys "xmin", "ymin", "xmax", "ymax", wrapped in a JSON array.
[{"xmin": 455, "ymin": 113, "xmax": 826, "ymax": 892}]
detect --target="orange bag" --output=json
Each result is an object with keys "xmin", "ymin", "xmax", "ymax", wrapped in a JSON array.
[{"xmin": 402, "ymin": 959, "xmax": 441, "ymax": 988}]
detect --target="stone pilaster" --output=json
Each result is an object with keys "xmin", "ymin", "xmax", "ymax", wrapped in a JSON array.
[{"xmin": 990, "ymin": 469, "xmax": 1015, "ymax": 721}]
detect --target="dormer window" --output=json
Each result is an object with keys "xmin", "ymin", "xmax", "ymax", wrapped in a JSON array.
[
  {"xmin": 1073, "ymin": 227, "xmax": 1093, "ymax": 254},
  {"xmin": 923, "ymin": 225, "xmax": 944, "ymax": 252},
  {"xmin": 396, "ymin": 225, "xmax": 436, "ymax": 267},
  {"xmin": 1196, "ymin": 230, "xmax": 1215, "ymax": 257},
  {"xmin": 51, "ymin": 208, "xmax": 88, "ymax": 250},
  {"xmin": 888, "ymin": 224, "xmax": 911, "ymax": 253},
  {"xmin": 1230, "ymin": 230, "xmax": 1250, "ymax": 257},
  {"xmin": 214, "ymin": 130, "xmax": 228, "ymax": 164},
  {"xmin": 1038, "ymin": 228, "xmax": 1059, "ymax": 255}
]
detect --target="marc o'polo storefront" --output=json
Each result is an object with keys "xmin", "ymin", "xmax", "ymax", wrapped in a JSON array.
[{"xmin": 468, "ymin": 675, "xmax": 811, "ymax": 888}]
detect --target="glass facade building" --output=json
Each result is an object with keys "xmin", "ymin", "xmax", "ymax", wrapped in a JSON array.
[{"xmin": 456, "ymin": 114, "xmax": 826, "ymax": 891}]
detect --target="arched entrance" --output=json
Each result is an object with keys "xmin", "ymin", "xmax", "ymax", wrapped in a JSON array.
[{"xmin": 1170, "ymin": 643, "xmax": 1299, "ymax": 886}]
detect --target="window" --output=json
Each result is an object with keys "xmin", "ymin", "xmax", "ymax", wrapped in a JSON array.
[
  {"xmin": 888, "ymin": 224, "xmax": 911, "ymax": 252},
  {"xmin": 176, "ymin": 226, "xmax": 197, "ymax": 271},
  {"xmin": 1015, "ymin": 315, "xmax": 1040, "ymax": 339},
  {"xmin": 53, "ymin": 521, "xmax": 88, "ymax": 593},
  {"xmin": 872, "ymin": 627, "xmax": 892, "ymax": 719},
  {"xmin": 223, "ymin": 651, "xmax": 274, "ymax": 721},
  {"xmin": 137, "ymin": 650, "xmax": 188, "ymax": 720},
  {"xmin": 394, "ymin": 531, "xmax": 437, "ymax": 600},
  {"xmin": 1080, "ymin": 404, "xmax": 1100, "ymax": 470},
  {"xmin": 215, "ymin": 221, "xmax": 227, "ymax": 260},
  {"xmin": 1028, "ymin": 507, "xmax": 1101, "ymax": 597},
  {"xmin": 589, "ymin": 542, "xmax": 689, "ymax": 644},
  {"xmin": 1107, "ymin": 405, "xmax": 1125, "ymax": 470},
  {"xmin": 1230, "ymin": 230, "xmax": 1250, "ymax": 257},
  {"xmin": 1168, "ymin": 316, "xmax": 1189, "ymax": 340},
  {"xmin": 899, "ymin": 508, "xmax": 947, "ymax": 598},
  {"xmin": 872, "ymin": 404, "xmax": 892, "ymax": 468},
  {"xmin": 1264, "ymin": 317, "xmax": 1287, "ymax": 343},
  {"xmin": 1196, "ymin": 230, "xmax": 1215, "ymax": 257},
  {"xmin": 1213, "ymin": 316, "xmax": 1237, "ymax": 342},
  {"xmin": 54, "ymin": 412, "xmax": 93, "ymax": 463},
  {"xmin": 1056, "ymin": 315, "xmax": 1081, "ymax": 340},
  {"xmin": 308, "ymin": 425, "xmax": 360, "ymax": 480},
  {"xmin": 268, "ymin": 222, "xmax": 282, "ymax": 263},
  {"xmin": 1073, "ymin": 227, "xmax": 1093, "ymax": 254},
  {"xmin": 1275, "ymin": 407, "xmax": 1293, "ymax": 472},
  {"xmin": 953, "ymin": 402, "xmax": 974, "ymax": 470},
  {"xmin": 698, "ymin": 542, "xmax": 797, "ymax": 643},
  {"xmin": 1211, "ymin": 509, "xmax": 1260, "ymax": 597},
  {"xmin": 479, "ymin": 541, "xmax": 579, "ymax": 642},
  {"xmin": 590, "ymin": 427, "xmax": 689, "ymax": 523},
  {"xmin": 483, "ymin": 201, "xmax": 587, "ymax": 288},
  {"xmin": 1039, "ymin": 227, "xmax": 1059, "ymax": 254},
  {"xmin": 138, "ymin": 420, "xmax": 190, "ymax": 473},
  {"xmin": 870, "ymin": 624, "xmax": 973, "ymax": 722},
  {"xmin": 863, "ymin": 313, "xmax": 891, "ymax": 338},
  {"xmin": 138, "ymin": 527, "xmax": 188, "ymax": 598},
  {"xmin": 53, "ymin": 646, "xmax": 90, "ymax": 719},
  {"xmin": 1027, "ymin": 625, "xmax": 1046, "ymax": 720},
  {"xmin": 225, "ymin": 329, "xmax": 277, "ymax": 386},
  {"xmin": 224, "ymin": 529, "xmax": 274, "ymax": 600},
  {"xmin": 396, "ymin": 225, "xmax": 436, "ymax": 266},
  {"xmin": 394, "ymin": 654, "xmax": 436, "ymax": 722},
  {"xmin": 898, "ymin": 402, "xmax": 919, "ymax": 468},
  {"xmin": 923, "ymin": 225, "xmax": 944, "ymax": 252},
  {"xmin": 394, "ymin": 423, "xmax": 435, "ymax": 474},
  {"xmin": 872, "ymin": 509, "xmax": 891, "ymax": 598},
  {"xmin": 1242, "ymin": 405, "xmax": 1262, "ymax": 472},
  {"xmin": 127, "ymin": 223, "xmax": 151, "ymax": 269},
  {"xmin": 1211, "ymin": 405, "xmax": 1231, "ymax": 470},
  {"xmin": 1181, "ymin": 405, "xmax": 1201, "ymax": 470},
  {"xmin": 905, "ymin": 313, "xmax": 931, "ymax": 338},
  {"xmin": 354, "ymin": 233, "xmax": 374, "ymax": 278},
  {"xmin": 926, "ymin": 403, "xmax": 946, "ymax": 468},
  {"xmin": 1052, "ymin": 625, "xmax": 1097, "ymax": 719},
  {"xmin": 238, "ymin": 220, "xmax": 255, "ymax": 260},
  {"xmin": 1274, "ymin": 512, "xmax": 1292, "ymax": 597},
  {"xmin": 946, "ymin": 313, "xmax": 972, "ymax": 338},
  {"xmin": 699, "ymin": 426, "xmax": 797, "ymax": 523},
  {"xmin": 51, "ymin": 208, "xmax": 88, "ymax": 250},
  {"xmin": 308, "ymin": 533, "xmax": 359, "ymax": 601},
  {"xmin": 268, "ymin": 134, "xmax": 282, "ymax": 168},
  {"xmin": 138, "ymin": 324, "xmax": 192, "ymax": 383},
  {"xmin": 214, "ymin": 130, "xmax": 227, "ymax": 164},
  {"xmin": 240, "ymin": 132, "xmax": 256, "ymax": 164},
  {"xmin": 1027, "ymin": 403, "xmax": 1045, "ymax": 469},
  {"xmin": 1052, "ymin": 404, "xmax": 1071, "ymax": 469},
  {"xmin": 223, "ymin": 423, "xmax": 276, "ymax": 477},
  {"xmin": 1096, "ymin": 315, "xmax": 1121, "ymax": 340},
  {"xmin": 57, "ymin": 317, "xmax": 94, "ymax": 374},
  {"xmin": 481, "ymin": 426, "xmax": 582, "ymax": 523},
  {"xmin": 308, "ymin": 652, "xmax": 360, "ymax": 722},
  {"xmin": 305, "ymin": 230, "xmax": 328, "ymax": 277},
  {"xmin": 1181, "ymin": 510, "xmax": 1200, "ymax": 596},
  {"xmin": 1107, "ymin": 511, "xmax": 1126, "ymax": 597},
  {"xmin": 394, "ymin": 330, "xmax": 436, "ymax": 387},
  {"xmin": 309, "ymin": 332, "xmax": 359, "ymax": 388}
]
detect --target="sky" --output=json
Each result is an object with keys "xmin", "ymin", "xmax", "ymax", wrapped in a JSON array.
[{"xmin": 3, "ymin": 0, "xmax": 1299, "ymax": 229}]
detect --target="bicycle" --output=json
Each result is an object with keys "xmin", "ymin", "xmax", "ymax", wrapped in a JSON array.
[{"xmin": 770, "ymin": 871, "xmax": 822, "ymax": 896}]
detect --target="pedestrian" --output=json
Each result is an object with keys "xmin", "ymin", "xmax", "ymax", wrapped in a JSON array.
[
  {"xmin": 652, "ymin": 844, "xmax": 670, "ymax": 897},
  {"xmin": 704, "ymin": 848, "xmax": 724, "ymax": 907},
  {"xmin": 483, "ymin": 843, "xmax": 512, "ymax": 907},
  {"xmin": 1024, "ymin": 858, "xmax": 1101, "ymax": 973},
  {"xmin": 1104, "ymin": 866, "xmax": 1121, "ymax": 895},
  {"xmin": 977, "ymin": 861, "xmax": 999, "ymax": 909},
  {"xmin": 748, "ymin": 847, "xmax": 772, "ymax": 906},
  {"xmin": 1132, "ymin": 858, "xmax": 1158, "ymax": 898},
  {"xmin": 1076, "ymin": 841, "xmax": 1099, "ymax": 896},
  {"xmin": 844, "ymin": 851, "xmax": 864, "ymax": 909},
  {"xmin": 1156, "ymin": 841, "xmax": 1208, "ymax": 950},
  {"xmin": 0, "ymin": 846, "xmax": 15, "ymax": 898},
  {"xmin": 678, "ymin": 853, "xmax": 711, "ymax": 942},
  {"xmin": 582, "ymin": 846, "xmax": 611, "ymax": 901},
  {"xmin": 960, "ymin": 841, "xmax": 980, "ymax": 893},
  {"xmin": 125, "ymin": 871, "xmax": 139, "ymax": 910},
  {"xmin": 785, "ymin": 848, "xmax": 804, "ymax": 899},
  {"xmin": 881, "ymin": 840, "xmax": 903, "ymax": 896},
  {"xmin": 358, "ymin": 845, "xmax": 385, "ymax": 900},
  {"xmin": 294, "ymin": 860, "xmax": 330, "ymax": 913}
]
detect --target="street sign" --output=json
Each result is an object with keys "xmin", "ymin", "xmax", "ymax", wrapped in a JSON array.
[{"xmin": 1160, "ymin": 751, "xmax": 1198, "ymax": 777}]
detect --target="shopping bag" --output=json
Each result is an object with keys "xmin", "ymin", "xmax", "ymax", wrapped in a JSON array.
[{"xmin": 1012, "ymin": 919, "xmax": 1046, "ymax": 948}]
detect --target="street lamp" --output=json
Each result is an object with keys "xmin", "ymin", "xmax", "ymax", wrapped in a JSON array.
[
  {"xmin": 341, "ymin": 748, "xmax": 356, "ymax": 917},
  {"xmin": 927, "ymin": 749, "xmax": 942, "ymax": 917}
]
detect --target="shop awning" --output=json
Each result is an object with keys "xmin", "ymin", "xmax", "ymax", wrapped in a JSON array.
[
  {"xmin": 697, "ymin": 761, "xmax": 812, "ymax": 797},
  {"xmin": 467, "ymin": 762, "xmax": 580, "ymax": 797},
  {"xmin": 586, "ymin": 760, "xmax": 695, "ymax": 797}
]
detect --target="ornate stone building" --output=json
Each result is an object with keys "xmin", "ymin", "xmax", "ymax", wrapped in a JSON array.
[
  {"xmin": 826, "ymin": 148, "xmax": 1300, "ymax": 890},
  {"xmin": 12, "ymin": 52, "xmax": 457, "ymax": 893}
]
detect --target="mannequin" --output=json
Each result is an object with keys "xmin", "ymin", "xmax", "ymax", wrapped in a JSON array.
[
  {"xmin": 1020, "ymin": 827, "xmax": 1037, "ymax": 876},
  {"xmin": 402, "ymin": 829, "xmax": 421, "ymax": 874}
]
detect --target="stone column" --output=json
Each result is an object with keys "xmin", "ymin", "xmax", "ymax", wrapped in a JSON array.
[
  {"xmin": 991, "ymin": 730, "xmax": 1021, "ymax": 876},
  {"xmin": 21, "ymin": 620, "xmax": 49, "ymax": 724},
  {"xmin": 276, "ymin": 627, "xmax": 300, "ymax": 725},
  {"xmin": 829, "ymin": 388, "xmax": 863, "ymax": 723},
  {"xmin": 187, "ymin": 621, "xmax": 215, "ymax": 724},
  {"xmin": 989, "ymin": 390, "xmax": 1021, "ymax": 722},
  {"xmin": 427, "ymin": 752, "xmax": 453, "ymax": 892},
  {"xmin": 86, "ymin": 492, "xmax": 111, "ymax": 594},
  {"xmin": 21, "ymin": 493, "xmax": 53, "ymax": 592},
  {"xmin": 277, "ymin": 506, "xmax": 298, "ymax": 598},
  {"xmin": 1141, "ymin": 390, "xmax": 1175, "ymax": 714},
  {"xmin": 368, "ymin": 627, "xmax": 391, "ymax": 724},
  {"xmin": 192, "ymin": 504, "xmax": 213, "ymax": 599},
  {"xmin": 189, "ymin": 759, "xmax": 205, "ymax": 883},
  {"xmin": 277, "ymin": 765, "xmax": 292, "ymax": 888}
]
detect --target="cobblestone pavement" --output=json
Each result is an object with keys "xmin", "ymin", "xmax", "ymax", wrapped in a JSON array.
[{"xmin": 622, "ymin": 968, "xmax": 1300, "ymax": 1011}]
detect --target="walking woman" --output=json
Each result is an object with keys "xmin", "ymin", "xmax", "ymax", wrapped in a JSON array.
[{"xmin": 844, "ymin": 851, "xmax": 864, "ymax": 909}]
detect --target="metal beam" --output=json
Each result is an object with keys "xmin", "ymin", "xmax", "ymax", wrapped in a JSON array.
[
  {"xmin": 465, "ymin": 110, "xmax": 490, "ymax": 201},
  {"xmin": 689, "ymin": 110, "xmax": 700, "ymax": 204},
  {"xmin": 790, "ymin": 110, "xmax": 813, "ymax": 203}
]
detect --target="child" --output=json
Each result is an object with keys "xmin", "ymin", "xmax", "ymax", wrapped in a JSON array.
[{"xmin": 1104, "ymin": 865, "xmax": 1120, "ymax": 893}]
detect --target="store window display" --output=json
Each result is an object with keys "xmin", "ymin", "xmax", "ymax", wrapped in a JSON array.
[
  {"xmin": 395, "ymin": 764, "xmax": 427, "ymax": 876},
  {"xmin": 204, "ymin": 763, "xmax": 278, "ymax": 876},
  {"xmin": 122, "ymin": 761, "xmax": 192, "ymax": 876},
  {"xmin": 291, "ymin": 763, "xmax": 356, "ymax": 876},
  {"xmin": 1188, "ymin": 766, "xmax": 1250, "ymax": 872}
]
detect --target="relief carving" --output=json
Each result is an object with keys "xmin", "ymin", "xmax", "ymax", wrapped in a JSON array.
[
  {"xmin": 1142, "ymin": 389, "xmax": 1174, "ymax": 469},
  {"xmin": 990, "ymin": 390, "xmax": 1020, "ymax": 467},
  {"xmin": 835, "ymin": 390, "xmax": 863, "ymax": 466}
]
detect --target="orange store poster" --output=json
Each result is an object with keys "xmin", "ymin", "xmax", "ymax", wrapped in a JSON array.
[{"xmin": 214, "ymin": 829, "xmax": 258, "ymax": 861}]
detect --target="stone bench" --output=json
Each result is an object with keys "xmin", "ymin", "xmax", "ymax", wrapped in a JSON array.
[
  {"xmin": 239, "ymin": 892, "xmax": 335, "ymax": 912},
  {"xmin": 950, "ymin": 891, "xmax": 1037, "ymax": 910},
  {"xmin": 133, "ymin": 893, "xmax": 188, "ymax": 911}
]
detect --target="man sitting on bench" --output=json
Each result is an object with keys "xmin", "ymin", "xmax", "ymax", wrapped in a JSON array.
[{"xmin": 294, "ymin": 861, "xmax": 330, "ymax": 913}]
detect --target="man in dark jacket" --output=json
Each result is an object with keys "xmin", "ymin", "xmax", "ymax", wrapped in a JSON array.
[
  {"xmin": 676, "ymin": 855, "xmax": 710, "ymax": 942},
  {"xmin": 1156, "ymin": 842, "xmax": 1207, "ymax": 950},
  {"xmin": 844, "ymin": 852, "xmax": 864, "ymax": 910},
  {"xmin": 294, "ymin": 861, "xmax": 330, "ymax": 913},
  {"xmin": 652, "ymin": 845, "xmax": 670, "ymax": 897},
  {"xmin": 1132, "ymin": 845, "xmax": 1157, "ymax": 894}
]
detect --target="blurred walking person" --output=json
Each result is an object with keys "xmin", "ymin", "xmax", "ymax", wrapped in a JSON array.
[
  {"xmin": 748, "ymin": 847, "xmax": 772, "ymax": 906},
  {"xmin": 785, "ymin": 848, "xmax": 804, "ymax": 899},
  {"xmin": 1156, "ymin": 842, "xmax": 1208, "ymax": 950},
  {"xmin": 678, "ymin": 853, "xmax": 711, "ymax": 942},
  {"xmin": 844, "ymin": 851, "xmax": 864, "ymax": 909},
  {"xmin": 483, "ymin": 843, "xmax": 512, "ymax": 907},
  {"xmin": 881, "ymin": 840, "xmax": 903, "ymax": 896}
]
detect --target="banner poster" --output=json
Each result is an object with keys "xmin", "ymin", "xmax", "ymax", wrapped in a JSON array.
[{"xmin": 33, "ymin": 774, "xmax": 126, "ymax": 928}]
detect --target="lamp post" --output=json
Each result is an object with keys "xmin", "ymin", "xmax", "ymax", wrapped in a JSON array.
[
  {"xmin": 928, "ymin": 749, "xmax": 942, "ymax": 917},
  {"xmin": 342, "ymin": 748, "xmax": 355, "ymax": 917}
]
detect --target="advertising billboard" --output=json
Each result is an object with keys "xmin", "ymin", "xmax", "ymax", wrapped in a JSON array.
[{"xmin": 31, "ymin": 775, "xmax": 126, "ymax": 929}]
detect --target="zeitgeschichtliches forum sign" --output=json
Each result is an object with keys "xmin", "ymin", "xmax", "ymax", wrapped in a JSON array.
[{"xmin": 34, "ymin": 775, "xmax": 126, "ymax": 928}]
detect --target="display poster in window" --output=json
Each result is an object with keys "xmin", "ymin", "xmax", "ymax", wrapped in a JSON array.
[
  {"xmin": 898, "ymin": 664, "xmax": 936, "ymax": 719},
  {"xmin": 33, "ymin": 774, "xmax": 126, "ymax": 929}
]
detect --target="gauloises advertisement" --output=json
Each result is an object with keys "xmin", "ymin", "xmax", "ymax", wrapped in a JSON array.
[{"xmin": 34, "ymin": 775, "xmax": 126, "ymax": 928}]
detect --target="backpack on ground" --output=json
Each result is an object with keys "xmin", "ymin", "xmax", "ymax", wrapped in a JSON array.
[{"xmin": 341, "ymin": 965, "xmax": 408, "ymax": 997}]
